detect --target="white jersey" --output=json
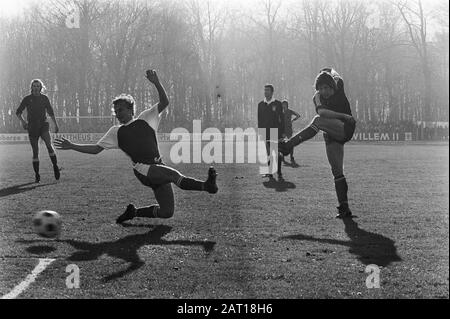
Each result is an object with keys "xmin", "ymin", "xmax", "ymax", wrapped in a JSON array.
[
  {"xmin": 97, "ymin": 103, "xmax": 161, "ymax": 150},
  {"xmin": 96, "ymin": 103, "xmax": 162, "ymax": 176}
]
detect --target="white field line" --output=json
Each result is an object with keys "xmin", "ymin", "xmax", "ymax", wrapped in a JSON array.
[{"xmin": 1, "ymin": 258, "xmax": 55, "ymax": 299}]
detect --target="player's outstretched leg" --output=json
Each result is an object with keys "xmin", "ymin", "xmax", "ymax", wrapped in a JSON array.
[
  {"xmin": 177, "ymin": 166, "xmax": 218, "ymax": 194},
  {"xmin": 325, "ymin": 141, "xmax": 352, "ymax": 218},
  {"xmin": 280, "ymin": 116, "xmax": 346, "ymax": 156},
  {"xmin": 116, "ymin": 184, "xmax": 175, "ymax": 223},
  {"xmin": 142, "ymin": 164, "xmax": 218, "ymax": 194},
  {"xmin": 42, "ymin": 131, "xmax": 60, "ymax": 180},
  {"xmin": 279, "ymin": 116, "xmax": 321, "ymax": 156}
]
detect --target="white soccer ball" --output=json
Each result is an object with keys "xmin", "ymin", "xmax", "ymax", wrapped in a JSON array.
[{"xmin": 32, "ymin": 210, "xmax": 62, "ymax": 238}]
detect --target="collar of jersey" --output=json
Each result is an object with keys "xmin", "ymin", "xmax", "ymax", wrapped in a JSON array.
[
  {"xmin": 264, "ymin": 98, "xmax": 275, "ymax": 104},
  {"xmin": 122, "ymin": 118, "xmax": 135, "ymax": 126}
]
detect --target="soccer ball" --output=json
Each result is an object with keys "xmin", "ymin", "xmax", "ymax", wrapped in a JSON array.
[{"xmin": 32, "ymin": 210, "xmax": 62, "ymax": 238}]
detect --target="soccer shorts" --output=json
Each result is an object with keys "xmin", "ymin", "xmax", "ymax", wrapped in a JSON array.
[
  {"xmin": 28, "ymin": 122, "xmax": 50, "ymax": 139},
  {"xmin": 132, "ymin": 158, "xmax": 165, "ymax": 190}
]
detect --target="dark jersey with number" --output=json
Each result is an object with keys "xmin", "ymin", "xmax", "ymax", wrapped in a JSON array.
[
  {"xmin": 117, "ymin": 119, "xmax": 160, "ymax": 164},
  {"xmin": 16, "ymin": 94, "xmax": 54, "ymax": 130}
]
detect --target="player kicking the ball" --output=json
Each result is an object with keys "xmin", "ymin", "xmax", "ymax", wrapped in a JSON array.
[
  {"xmin": 55, "ymin": 69, "xmax": 218, "ymax": 223},
  {"xmin": 280, "ymin": 68, "xmax": 356, "ymax": 218}
]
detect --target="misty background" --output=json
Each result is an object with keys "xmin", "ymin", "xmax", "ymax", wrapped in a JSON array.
[{"xmin": 0, "ymin": 0, "xmax": 448, "ymax": 136}]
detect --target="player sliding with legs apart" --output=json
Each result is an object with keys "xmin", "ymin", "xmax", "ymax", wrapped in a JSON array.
[
  {"xmin": 16, "ymin": 79, "xmax": 61, "ymax": 183},
  {"xmin": 54, "ymin": 69, "xmax": 218, "ymax": 223},
  {"xmin": 280, "ymin": 68, "xmax": 356, "ymax": 218}
]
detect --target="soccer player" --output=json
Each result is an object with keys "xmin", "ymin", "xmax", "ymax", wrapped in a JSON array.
[
  {"xmin": 280, "ymin": 68, "xmax": 356, "ymax": 218},
  {"xmin": 281, "ymin": 99, "xmax": 300, "ymax": 164},
  {"xmin": 54, "ymin": 70, "xmax": 218, "ymax": 224},
  {"xmin": 16, "ymin": 79, "xmax": 60, "ymax": 183},
  {"xmin": 257, "ymin": 84, "xmax": 285, "ymax": 180}
]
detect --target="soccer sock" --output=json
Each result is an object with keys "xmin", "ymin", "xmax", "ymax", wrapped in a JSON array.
[
  {"xmin": 277, "ymin": 154, "xmax": 282, "ymax": 174},
  {"xmin": 266, "ymin": 142, "xmax": 271, "ymax": 170},
  {"xmin": 334, "ymin": 175, "xmax": 348, "ymax": 207},
  {"xmin": 176, "ymin": 176, "xmax": 205, "ymax": 191},
  {"xmin": 49, "ymin": 152, "xmax": 58, "ymax": 167},
  {"xmin": 290, "ymin": 124, "xmax": 320, "ymax": 146},
  {"xmin": 32, "ymin": 159, "xmax": 39, "ymax": 174},
  {"xmin": 136, "ymin": 205, "xmax": 159, "ymax": 218}
]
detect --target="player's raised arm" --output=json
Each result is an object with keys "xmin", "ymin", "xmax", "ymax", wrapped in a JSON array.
[
  {"xmin": 56, "ymin": 125, "xmax": 119, "ymax": 154},
  {"xmin": 145, "ymin": 69, "xmax": 169, "ymax": 113},
  {"xmin": 54, "ymin": 137, "xmax": 104, "ymax": 154}
]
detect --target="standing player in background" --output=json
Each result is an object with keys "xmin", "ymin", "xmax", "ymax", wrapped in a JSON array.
[
  {"xmin": 280, "ymin": 99, "xmax": 301, "ymax": 165},
  {"xmin": 257, "ymin": 84, "xmax": 285, "ymax": 180},
  {"xmin": 54, "ymin": 69, "xmax": 218, "ymax": 224},
  {"xmin": 280, "ymin": 68, "xmax": 356, "ymax": 218},
  {"xmin": 16, "ymin": 79, "xmax": 60, "ymax": 183}
]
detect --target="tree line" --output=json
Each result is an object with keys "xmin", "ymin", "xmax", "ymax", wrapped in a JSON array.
[{"xmin": 0, "ymin": 0, "xmax": 448, "ymax": 133}]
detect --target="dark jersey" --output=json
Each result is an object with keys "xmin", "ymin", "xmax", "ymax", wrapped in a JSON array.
[
  {"xmin": 97, "ymin": 104, "xmax": 162, "ymax": 164},
  {"xmin": 314, "ymin": 71, "xmax": 351, "ymax": 116},
  {"xmin": 314, "ymin": 72, "xmax": 355, "ymax": 143},
  {"xmin": 16, "ymin": 94, "xmax": 55, "ymax": 130},
  {"xmin": 257, "ymin": 99, "xmax": 285, "ymax": 139},
  {"xmin": 118, "ymin": 120, "xmax": 160, "ymax": 164}
]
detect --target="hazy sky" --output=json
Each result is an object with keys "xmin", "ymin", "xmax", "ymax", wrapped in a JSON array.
[{"xmin": 0, "ymin": 0, "xmax": 447, "ymax": 35}]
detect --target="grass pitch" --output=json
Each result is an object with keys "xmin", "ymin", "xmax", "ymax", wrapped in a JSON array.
[{"xmin": 0, "ymin": 141, "xmax": 448, "ymax": 298}]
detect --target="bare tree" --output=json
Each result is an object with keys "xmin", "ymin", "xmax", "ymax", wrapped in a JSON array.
[
  {"xmin": 396, "ymin": 0, "xmax": 432, "ymax": 121},
  {"xmin": 0, "ymin": 0, "xmax": 448, "ymax": 133}
]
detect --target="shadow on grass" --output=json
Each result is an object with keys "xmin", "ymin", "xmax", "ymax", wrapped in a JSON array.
[
  {"xmin": 262, "ymin": 177, "xmax": 296, "ymax": 192},
  {"xmin": 0, "ymin": 182, "xmax": 55, "ymax": 198},
  {"xmin": 26, "ymin": 245, "xmax": 57, "ymax": 254},
  {"xmin": 281, "ymin": 217, "xmax": 402, "ymax": 267},
  {"xmin": 17, "ymin": 225, "xmax": 215, "ymax": 282}
]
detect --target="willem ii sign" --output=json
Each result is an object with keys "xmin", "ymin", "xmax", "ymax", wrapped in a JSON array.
[
  {"xmin": 0, "ymin": 131, "xmax": 414, "ymax": 144},
  {"xmin": 352, "ymin": 132, "xmax": 413, "ymax": 141}
]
